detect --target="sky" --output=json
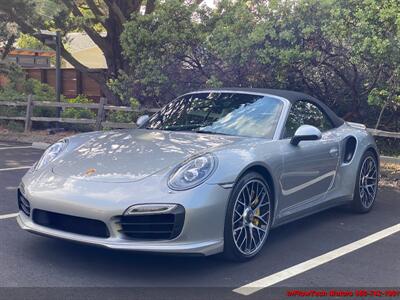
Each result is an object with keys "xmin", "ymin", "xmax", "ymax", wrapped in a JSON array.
[{"xmin": 204, "ymin": 0, "xmax": 217, "ymax": 8}]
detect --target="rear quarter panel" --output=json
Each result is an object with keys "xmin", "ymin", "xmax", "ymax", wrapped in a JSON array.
[{"xmin": 325, "ymin": 123, "xmax": 379, "ymax": 203}]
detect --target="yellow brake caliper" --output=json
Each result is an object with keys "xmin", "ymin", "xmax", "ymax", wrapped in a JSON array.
[{"xmin": 252, "ymin": 196, "xmax": 260, "ymax": 226}]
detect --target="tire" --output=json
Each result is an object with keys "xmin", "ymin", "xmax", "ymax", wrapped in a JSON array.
[
  {"xmin": 222, "ymin": 171, "xmax": 272, "ymax": 261},
  {"xmin": 352, "ymin": 150, "xmax": 379, "ymax": 213}
]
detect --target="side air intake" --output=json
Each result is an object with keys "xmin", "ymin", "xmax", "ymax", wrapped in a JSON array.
[{"xmin": 343, "ymin": 136, "xmax": 357, "ymax": 164}]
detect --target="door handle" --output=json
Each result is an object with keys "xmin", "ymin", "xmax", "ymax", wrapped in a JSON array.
[{"xmin": 329, "ymin": 148, "xmax": 339, "ymax": 157}]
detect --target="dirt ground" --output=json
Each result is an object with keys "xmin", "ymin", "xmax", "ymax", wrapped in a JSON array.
[
  {"xmin": 0, "ymin": 126, "xmax": 77, "ymax": 144},
  {"xmin": 380, "ymin": 163, "xmax": 400, "ymax": 189}
]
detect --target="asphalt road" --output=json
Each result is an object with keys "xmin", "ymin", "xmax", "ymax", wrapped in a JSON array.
[{"xmin": 0, "ymin": 141, "xmax": 399, "ymax": 300}]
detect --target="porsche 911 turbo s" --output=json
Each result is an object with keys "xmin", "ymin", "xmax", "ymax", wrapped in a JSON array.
[{"xmin": 17, "ymin": 88, "xmax": 379, "ymax": 261}]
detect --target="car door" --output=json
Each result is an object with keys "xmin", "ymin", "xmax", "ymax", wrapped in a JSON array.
[{"xmin": 278, "ymin": 100, "xmax": 340, "ymax": 218}]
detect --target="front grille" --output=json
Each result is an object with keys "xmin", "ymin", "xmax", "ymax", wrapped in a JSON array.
[
  {"xmin": 18, "ymin": 190, "xmax": 31, "ymax": 216},
  {"xmin": 32, "ymin": 209, "xmax": 110, "ymax": 238},
  {"xmin": 118, "ymin": 205, "xmax": 185, "ymax": 240}
]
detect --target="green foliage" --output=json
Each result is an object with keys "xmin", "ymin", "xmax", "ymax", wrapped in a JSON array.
[
  {"xmin": 0, "ymin": 120, "xmax": 24, "ymax": 132},
  {"xmin": 22, "ymin": 79, "xmax": 58, "ymax": 117},
  {"xmin": 0, "ymin": 63, "xmax": 25, "ymax": 91},
  {"xmin": 0, "ymin": 64, "xmax": 26, "ymax": 117},
  {"xmin": 16, "ymin": 33, "xmax": 50, "ymax": 50},
  {"xmin": 0, "ymin": 5, "xmax": 18, "ymax": 58},
  {"xmin": 23, "ymin": 79, "xmax": 56, "ymax": 101},
  {"xmin": 61, "ymin": 95, "xmax": 95, "ymax": 119},
  {"xmin": 0, "ymin": 75, "xmax": 59, "ymax": 123},
  {"xmin": 120, "ymin": 0, "xmax": 400, "ymax": 131},
  {"xmin": 375, "ymin": 136, "xmax": 400, "ymax": 157},
  {"xmin": 121, "ymin": 0, "xmax": 203, "ymax": 101},
  {"xmin": 61, "ymin": 95, "xmax": 95, "ymax": 131},
  {"xmin": 107, "ymin": 71, "xmax": 137, "ymax": 106},
  {"xmin": 1, "ymin": 0, "xmax": 169, "ymax": 105},
  {"xmin": 107, "ymin": 98, "xmax": 140, "ymax": 124},
  {"xmin": 2, "ymin": 0, "xmax": 400, "ymax": 133}
]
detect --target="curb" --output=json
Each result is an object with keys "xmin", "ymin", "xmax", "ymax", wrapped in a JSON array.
[{"xmin": 32, "ymin": 142, "xmax": 50, "ymax": 150}]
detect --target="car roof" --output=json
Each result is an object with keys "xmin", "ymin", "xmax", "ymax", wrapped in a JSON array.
[{"xmin": 192, "ymin": 88, "xmax": 344, "ymax": 128}]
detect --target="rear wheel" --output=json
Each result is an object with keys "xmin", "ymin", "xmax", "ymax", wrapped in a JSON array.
[
  {"xmin": 352, "ymin": 151, "xmax": 378, "ymax": 213},
  {"xmin": 223, "ymin": 172, "xmax": 272, "ymax": 261}
]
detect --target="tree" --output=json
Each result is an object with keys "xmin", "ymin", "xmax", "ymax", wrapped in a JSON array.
[
  {"xmin": 120, "ymin": 0, "xmax": 399, "ymax": 130},
  {"xmin": 0, "ymin": 8, "xmax": 18, "ymax": 77},
  {"xmin": 17, "ymin": 33, "xmax": 50, "ymax": 50},
  {"xmin": 120, "ymin": 0, "xmax": 206, "ymax": 106},
  {"xmin": 0, "ymin": 0, "xmax": 161, "ymax": 104}
]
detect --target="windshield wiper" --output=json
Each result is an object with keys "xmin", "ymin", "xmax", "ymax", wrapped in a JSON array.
[{"xmin": 195, "ymin": 130, "xmax": 232, "ymax": 136}]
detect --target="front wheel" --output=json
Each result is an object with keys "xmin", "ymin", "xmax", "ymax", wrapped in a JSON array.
[
  {"xmin": 352, "ymin": 151, "xmax": 378, "ymax": 213},
  {"xmin": 223, "ymin": 172, "xmax": 272, "ymax": 261}
]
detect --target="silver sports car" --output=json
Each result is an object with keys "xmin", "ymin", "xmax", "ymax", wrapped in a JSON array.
[{"xmin": 17, "ymin": 88, "xmax": 379, "ymax": 261}]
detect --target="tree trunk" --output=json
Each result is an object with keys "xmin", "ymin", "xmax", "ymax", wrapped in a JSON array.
[
  {"xmin": 375, "ymin": 102, "xmax": 388, "ymax": 129},
  {"xmin": 100, "ymin": 1, "xmax": 132, "ymax": 105},
  {"xmin": 98, "ymin": 75, "xmax": 119, "ymax": 104}
]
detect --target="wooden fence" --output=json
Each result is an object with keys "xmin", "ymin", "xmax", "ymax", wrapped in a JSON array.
[
  {"xmin": 0, "ymin": 95, "xmax": 399, "ymax": 139},
  {"xmin": 0, "ymin": 95, "xmax": 159, "ymax": 132},
  {"xmin": 25, "ymin": 68, "xmax": 104, "ymax": 102}
]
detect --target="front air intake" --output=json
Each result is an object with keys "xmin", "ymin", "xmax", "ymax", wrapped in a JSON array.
[
  {"xmin": 32, "ymin": 209, "xmax": 110, "ymax": 238},
  {"xmin": 118, "ymin": 205, "xmax": 185, "ymax": 240},
  {"xmin": 18, "ymin": 190, "xmax": 31, "ymax": 216}
]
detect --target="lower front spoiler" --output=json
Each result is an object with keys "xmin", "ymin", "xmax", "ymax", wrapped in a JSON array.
[{"xmin": 17, "ymin": 213, "xmax": 223, "ymax": 256}]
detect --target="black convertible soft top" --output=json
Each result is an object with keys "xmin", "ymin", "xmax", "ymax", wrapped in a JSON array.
[{"xmin": 194, "ymin": 88, "xmax": 344, "ymax": 128}]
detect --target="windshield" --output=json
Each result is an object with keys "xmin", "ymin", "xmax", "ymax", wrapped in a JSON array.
[{"xmin": 146, "ymin": 92, "xmax": 284, "ymax": 138}]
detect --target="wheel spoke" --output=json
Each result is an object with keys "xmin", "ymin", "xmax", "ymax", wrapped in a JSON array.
[
  {"xmin": 245, "ymin": 186, "xmax": 252, "ymax": 206},
  {"xmin": 245, "ymin": 227, "xmax": 252, "ymax": 252},
  {"xmin": 358, "ymin": 156, "xmax": 377, "ymax": 209},
  {"xmin": 255, "ymin": 225, "xmax": 261, "ymax": 242},
  {"xmin": 232, "ymin": 179, "xmax": 271, "ymax": 256},
  {"xmin": 239, "ymin": 231, "xmax": 246, "ymax": 250},
  {"xmin": 368, "ymin": 168, "xmax": 377, "ymax": 177},
  {"xmin": 366, "ymin": 185, "xmax": 375, "ymax": 197},
  {"xmin": 234, "ymin": 208, "xmax": 242, "ymax": 220},
  {"xmin": 234, "ymin": 226, "xmax": 242, "ymax": 233},
  {"xmin": 260, "ymin": 209, "xmax": 270, "ymax": 218},
  {"xmin": 250, "ymin": 228, "xmax": 256, "ymax": 250},
  {"xmin": 255, "ymin": 194, "xmax": 268, "ymax": 210},
  {"xmin": 362, "ymin": 162, "xmax": 368, "ymax": 175},
  {"xmin": 237, "ymin": 197, "xmax": 245, "ymax": 206},
  {"xmin": 233, "ymin": 214, "xmax": 243, "ymax": 225},
  {"xmin": 254, "ymin": 215, "xmax": 268, "ymax": 225}
]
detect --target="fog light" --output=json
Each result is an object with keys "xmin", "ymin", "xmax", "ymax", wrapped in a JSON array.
[
  {"xmin": 19, "ymin": 183, "xmax": 25, "ymax": 196},
  {"xmin": 124, "ymin": 204, "xmax": 178, "ymax": 215}
]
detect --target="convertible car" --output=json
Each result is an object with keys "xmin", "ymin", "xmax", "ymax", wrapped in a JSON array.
[{"xmin": 17, "ymin": 88, "xmax": 379, "ymax": 261}]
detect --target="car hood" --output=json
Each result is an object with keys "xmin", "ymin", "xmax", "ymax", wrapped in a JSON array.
[{"xmin": 52, "ymin": 129, "xmax": 240, "ymax": 183}]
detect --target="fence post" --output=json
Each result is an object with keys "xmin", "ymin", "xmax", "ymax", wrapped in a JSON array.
[
  {"xmin": 95, "ymin": 97, "xmax": 107, "ymax": 131},
  {"xmin": 24, "ymin": 94, "xmax": 33, "ymax": 133}
]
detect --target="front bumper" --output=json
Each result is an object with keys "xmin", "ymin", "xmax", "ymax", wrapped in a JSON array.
[
  {"xmin": 17, "ymin": 171, "xmax": 230, "ymax": 256},
  {"xmin": 17, "ymin": 213, "xmax": 222, "ymax": 255}
]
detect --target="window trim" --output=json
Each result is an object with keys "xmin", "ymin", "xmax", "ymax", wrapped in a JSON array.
[
  {"xmin": 176, "ymin": 90, "xmax": 291, "ymax": 140},
  {"xmin": 280, "ymin": 99, "xmax": 335, "ymax": 140}
]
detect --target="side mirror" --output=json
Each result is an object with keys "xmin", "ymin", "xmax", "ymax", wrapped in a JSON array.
[
  {"xmin": 290, "ymin": 125, "xmax": 322, "ymax": 146},
  {"xmin": 136, "ymin": 115, "xmax": 150, "ymax": 128}
]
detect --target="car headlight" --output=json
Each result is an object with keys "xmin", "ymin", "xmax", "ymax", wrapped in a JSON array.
[
  {"xmin": 168, "ymin": 153, "xmax": 217, "ymax": 191},
  {"xmin": 35, "ymin": 140, "xmax": 68, "ymax": 171}
]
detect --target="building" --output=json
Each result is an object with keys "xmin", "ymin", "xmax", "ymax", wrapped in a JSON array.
[
  {"xmin": 2, "ymin": 48, "xmax": 54, "ymax": 68},
  {"xmin": 63, "ymin": 32, "xmax": 107, "ymax": 69},
  {"xmin": 1, "ymin": 33, "xmax": 106, "ymax": 101}
]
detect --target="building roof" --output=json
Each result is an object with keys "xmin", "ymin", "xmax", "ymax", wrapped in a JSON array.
[
  {"xmin": 63, "ymin": 33, "xmax": 107, "ymax": 68},
  {"xmin": 66, "ymin": 32, "xmax": 101, "ymax": 52},
  {"xmin": 3, "ymin": 48, "xmax": 55, "ymax": 57}
]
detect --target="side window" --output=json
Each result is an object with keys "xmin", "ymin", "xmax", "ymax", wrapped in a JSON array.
[{"xmin": 284, "ymin": 100, "xmax": 333, "ymax": 138}]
